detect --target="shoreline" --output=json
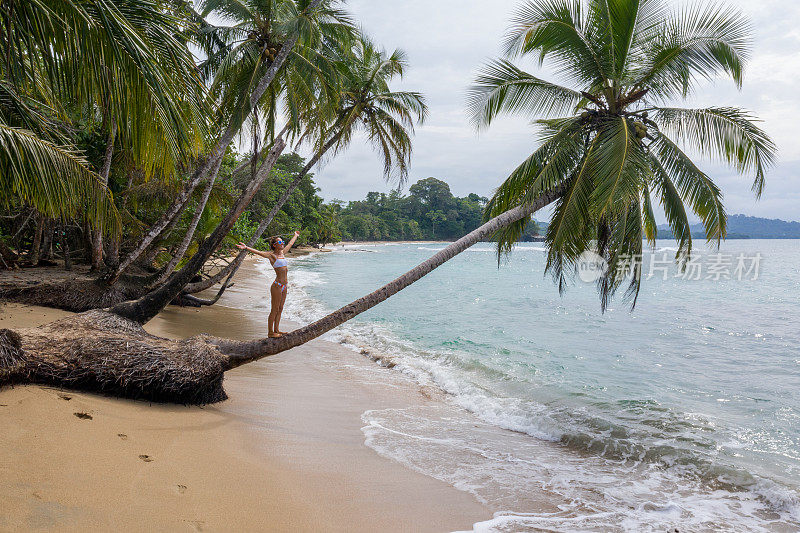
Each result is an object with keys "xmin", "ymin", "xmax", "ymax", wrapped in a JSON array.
[
  {"xmin": 334, "ymin": 239, "xmax": 545, "ymax": 246},
  {"xmin": 0, "ymin": 259, "xmax": 491, "ymax": 532}
]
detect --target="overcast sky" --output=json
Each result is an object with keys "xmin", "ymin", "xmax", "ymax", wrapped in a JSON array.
[{"xmin": 301, "ymin": 0, "xmax": 800, "ymax": 222}]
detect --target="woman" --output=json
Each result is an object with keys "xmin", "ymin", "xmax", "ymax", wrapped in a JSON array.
[{"xmin": 236, "ymin": 230, "xmax": 300, "ymax": 338}]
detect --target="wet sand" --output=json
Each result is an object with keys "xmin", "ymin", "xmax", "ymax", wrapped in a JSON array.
[{"xmin": 0, "ymin": 259, "xmax": 490, "ymax": 532}]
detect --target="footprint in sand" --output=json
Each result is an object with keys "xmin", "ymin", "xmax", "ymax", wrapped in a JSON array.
[
  {"xmin": 138, "ymin": 454, "xmax": 153, "ymax": 462},
  {"xmin": 117, "ymin": 433, "xmax": 128, "ymax": 440},
  {"xmin": 58, "ymin": 394, "xmax": 71, "ymax": 401},
  {"xmin": 177, "ymin": 485, "xmax": 187, "ymax": 494},
  {"xmin": 73, "ymin": 412, "xmax": 92, "ymax": 420},
  {"xmin": 183, "ymin": 519, "xmax": 204, "ymax": 531}
]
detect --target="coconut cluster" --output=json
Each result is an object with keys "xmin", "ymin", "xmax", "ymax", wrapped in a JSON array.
[
  {"xmin": 247, "ymin": 30, "xmax": 281, "ymax": 62},
  {"xmin": 629, "ymin": 111, "xmax": 650, "ymax": 140},
  {"xmin": 633, "ymin": 120, "xmax": 648, "ymax": 139}
]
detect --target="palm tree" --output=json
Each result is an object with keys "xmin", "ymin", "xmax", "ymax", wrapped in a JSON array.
[
  {"xmin": 148, "ymin": 0, "xmax": 353, "ymax": 287},
  {"xmin": 184, "ymin": 35, "xmax": 427, "ymax": 303},
  {"xmin": 468, "ymin": 0, "xmax": 776, "ymax": 308},
  {"xmin": 2, "ymin": 0, "xmax": 777, "ymax": 405},
  {"xmin": 108, "ymin": 0, "xmax": 354, "ymax": 283},
  {"xmin": 0, "ymin": 0, "xmax": 207, "ymax": 267},
  {"xmin": 197, "ymin": 0, "xmax": 778, "ymax": 361}
]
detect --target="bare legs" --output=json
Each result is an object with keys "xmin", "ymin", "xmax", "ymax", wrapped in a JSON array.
[
  {"xmin": 268, "ymin": 282, "xmax": 284, "ymax": 337},
  {"xmin": 276, "ymin": 284, "xmax": 288, "ymax": 334}
]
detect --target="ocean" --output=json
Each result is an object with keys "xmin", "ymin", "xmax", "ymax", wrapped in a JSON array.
[{"xmin": 256, "ymin": 239, "xmax": 800, "ymax": 532}]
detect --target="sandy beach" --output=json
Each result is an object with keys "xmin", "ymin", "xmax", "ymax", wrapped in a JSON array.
[{"xmin": 0, "ymin": 259, "xmax": 490, "ymax": 532}]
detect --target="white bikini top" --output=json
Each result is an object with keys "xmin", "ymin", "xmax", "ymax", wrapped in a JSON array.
[{"xmin": 273, "ymin": 256, "xmax": 288, "ymax": 268}]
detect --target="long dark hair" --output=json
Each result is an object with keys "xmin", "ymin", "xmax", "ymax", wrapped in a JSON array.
[{"xmin": 269, "ymin": 236, "xmax": 283, "ymax": 250}]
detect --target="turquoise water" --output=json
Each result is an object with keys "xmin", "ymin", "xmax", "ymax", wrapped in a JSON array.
[{"xmin": 271, "ymin": 240, "xmax": 800, "ymax": 531}]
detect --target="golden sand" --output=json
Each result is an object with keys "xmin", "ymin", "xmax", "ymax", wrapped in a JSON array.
[{"xmin": 0, "ymin": 260, "xmax": 489, "ymax": 532}]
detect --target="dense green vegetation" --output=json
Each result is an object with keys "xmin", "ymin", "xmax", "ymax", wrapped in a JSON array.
[
  {"xmin": 332, "ymin": 177, "xmax": 541, "ymax": 242},
  {"xmin": 230, "ymin": 171, "xmax": 540, "ymax": 245},
  {"xmin": 0, "ymin": 0, "xmax": 424, "ymax": 277},
  {"xmin": 229, "ymin": 152, "xmax": 339, "ymax": 248}
]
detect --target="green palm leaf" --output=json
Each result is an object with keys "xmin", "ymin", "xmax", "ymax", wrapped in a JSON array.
[
  {"xmin": 467, "ymin": 59, "xmax": 583, "ymax": 129},
  {"xmin": 650, "ymin": 130, "xmax": 726, "ymax": 242},
  {"xmin": 545, "ymin": 134, "xmax": 600, "ymax": 292},
  {"xmin": 633, "ymin": 2, "xmax": 750, "ymax": 98},
  {"xmin": 647, "ymin": 152, "xmax": 692, "ymax": 261},
  {"xmin": 0, "ymin": 123, "xmax": 119, "ymax": 232},
  {"xmin": 651, "ymin": 106, "xmax": 776, "ymax": 196}
]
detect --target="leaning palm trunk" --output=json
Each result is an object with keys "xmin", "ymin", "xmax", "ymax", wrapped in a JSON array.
[
  {"xmin": 139, "ymin": 208, "xmax": 186, "ymax": 269},
  {"xmin": 183, "ymin": 256, "xmax": 239, "ymax": 294},
  {"xmin": 174, "ymin": 275, "xmax": 234, "ymax": 307},
  {"xmin": 91, "ymin": 120, "xmax": 117, "ymax": 271},
  {"xmin": 183, "ymin": 129, "xmax": 345, "ymax": 302},
  {"xmin": 108, "ymin": 25, "xmax": 307, "ymax": 284},
  {"xmin": 215, "ymin": 187, "xmax": 563, "ymax": 367},
  {"xmin": 0, "ymin": 144, "xmax": 282, "ymax": 314},
  {"xmin": 1, "ymin": 188, "xmax": 560, "ymax": 404},
  {"xmin": 153, "ymin": 160, "xmax": 222, "ymax": 286},
  {"xmin": 108, "ymin": 137, "xmax": 288, "ymax": 324},
  {"xmin": 28, "ymin": 215, "xmax": 44, "ymax": 266}
]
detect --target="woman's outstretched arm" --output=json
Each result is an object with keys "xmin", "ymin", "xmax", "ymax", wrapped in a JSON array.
[
  {"xmin": 236, "ymin": 242, "xmax": 272, "ymax": 259},
  {"xmin": 283, "ymin": 231, "xmax": 300, "ymax": 253}
]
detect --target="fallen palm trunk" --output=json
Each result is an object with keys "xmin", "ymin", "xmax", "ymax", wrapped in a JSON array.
[
  {"xmin": 182, "ymin": 257, "xmax": 238, "ymax": 294},
  {"xmin": 0, "ymin": 278, "xmax": 142, "ymax": 312},
  {"xmin": 1, "ymin": 311, "xmax": 228, "ymax": 404},
  {"xmin": 172, "ymin": 275, "xmax": 233, "ymax": 307}
]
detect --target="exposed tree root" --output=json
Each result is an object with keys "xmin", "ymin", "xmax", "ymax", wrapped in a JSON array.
[
  {"xmin": 0, "ymin": 310, "xmax": 229, "ymax": 404},
  {"xmin": 0, "ymin": 264, "xmax": 165, "ymax": 312},
  {"xmin": 0, "ymin": 278, "xmax": 141, "ymax": 312},
  {"xmin": 171, "ymin": 289, "xmax": 232, "ymax": 308}
]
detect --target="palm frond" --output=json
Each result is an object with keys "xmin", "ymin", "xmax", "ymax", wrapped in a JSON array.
[
  {"xmin": 650, "ymin": 130, "xmax": 726, "ymax": 242},
  {"xmin": 504, "ymin": 0, "xmax": 611, "ymax": 86},
  {"xmin": 634, "ymin": 2, "xmax": 750, "ymax": 98},
  {"xmin": 544, "ymin": 133, "xmax": 600, "ymax": 292},
  {"xmin": 467, "ymin": 59, "xmax": 583, "ymax": 129},
  {"xmin": 486, "ymin": 116, "xmax": 584, "ymax": 225},
  {"xmin": 652, "ymin": 106, "xmax": 776, "ymax": 196},
  {"xmin": 0, "ymin": 123, "xmax": 119, "ymax": 233},
  {"xmin": 647, "ymin": 151, "xmax": 692, "ymax": 261},
  {"xmin": 589, "ymin": 116, "xmax": 648, "ymax": 215}
]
